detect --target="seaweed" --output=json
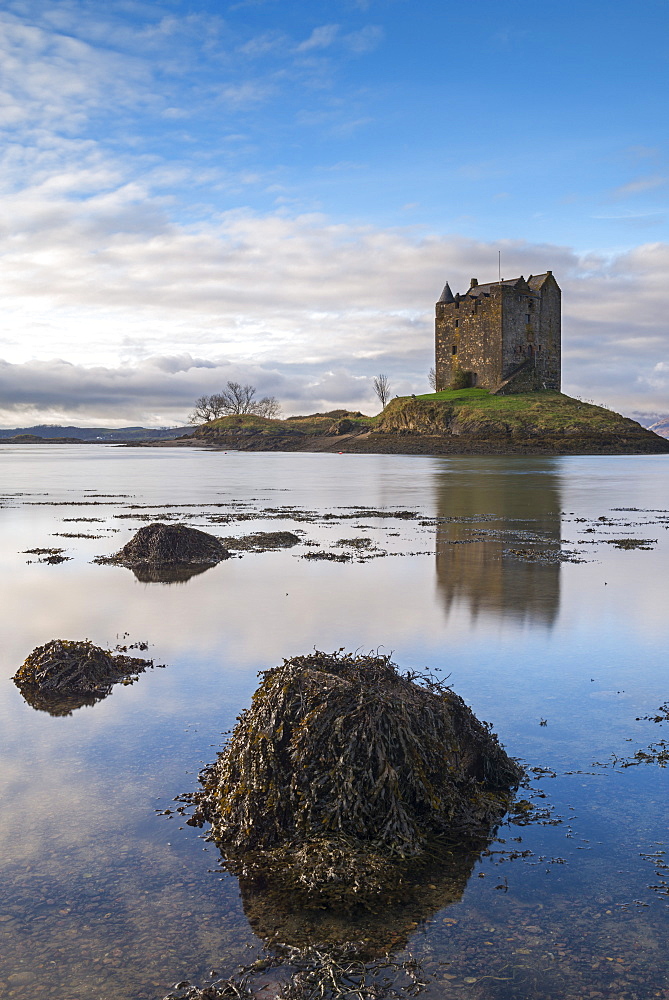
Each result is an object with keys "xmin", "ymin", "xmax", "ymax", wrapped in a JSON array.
[
  {"xmin": 164, "ymin": 949, "xmax": 428, "ymax": 1000},
  {"xmin": 219, "ymin": 531, "xmax": 301, "ymax": 552},
  {"xmin": 195, "ymin": 651, "xmax": 522, "ymax": 900},
  {"xmin": 23, "ymin": 546, "xmax": 71, "ymax": 564},
  {"xmin": 95, "ymin": 522, "xmax": 229, "ymax": 579},
  {"xmin": 13, "ymin": 639, "xmax": 155, "ymax": 716},
  {"xmin": 604, "ymin": 537, "xmax": 657, "ymax": 550}
]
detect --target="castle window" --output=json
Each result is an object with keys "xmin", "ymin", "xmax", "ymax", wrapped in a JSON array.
[
  {"xmin": 455, "ymin": 320, "xmax": 459, "ymax": 328},
  {"xmin": 452, "ymin": 345, "xmax": 457, "ymax": 355},
  {"xmin": 526, "ymin": 314, "xmax": 530, "ymax": 323}
]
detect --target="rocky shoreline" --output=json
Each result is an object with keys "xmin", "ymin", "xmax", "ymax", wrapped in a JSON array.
[{"xmin": 126, "ymin": 424, "xmax": 669, "ymax": 457}]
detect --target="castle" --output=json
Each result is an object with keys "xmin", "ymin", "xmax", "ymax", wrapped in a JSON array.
[{"xmin": 434, "ymin": 272, "xmax": 561, "ymax": 394}]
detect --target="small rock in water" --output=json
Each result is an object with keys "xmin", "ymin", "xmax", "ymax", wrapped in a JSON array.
[
  {"xmin": 12, "ymin": 639, "xmax": 154, "ymax": 716},
  {"xmin": 96, "ymin": 522, "xmax": 230, "ymax": 583}
]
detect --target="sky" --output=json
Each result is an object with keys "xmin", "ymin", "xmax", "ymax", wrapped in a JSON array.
[{"xmin": 0, "ymin": 0, "xmax": 668, "ymax": 427}]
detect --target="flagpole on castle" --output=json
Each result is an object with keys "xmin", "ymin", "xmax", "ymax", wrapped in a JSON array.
[{"xmin": 498, "ymin": 250, "xmax": 501, "ymax": 284}]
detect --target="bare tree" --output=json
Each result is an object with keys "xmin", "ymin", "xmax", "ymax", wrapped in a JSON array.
[
  {"xmin": 189, "ymin": 395, "xmax": 225, "ymax": 423},
  {"xmin": 372, "ymin": 373, "xmax": 391, "ymax": 409},
  {"xmin": 254, "ymin": 395, "xmax": 282, "ymax": 419},
  {"xmin": 218, "ymin": 382, "xmax": 256, "ymax": 414},
  {"xmin": 189, "ymin": 383, "xmax": 281, "ymax": 423},
  {"xmin": 428, "ymin": 366, "xmax": 437, "ymax": 391}
]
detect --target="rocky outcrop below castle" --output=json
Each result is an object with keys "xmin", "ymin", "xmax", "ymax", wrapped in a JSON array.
[
  {"xmin": 162, "ymin": 392, "xmax": 669, "ymax": 456},
  {"xmin": 370, "ymin": 392, "xmax": 669, "ymax": 453}
]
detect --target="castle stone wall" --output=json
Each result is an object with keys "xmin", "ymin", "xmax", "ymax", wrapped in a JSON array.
[
  {"xmin": 435, "ymin": 291, "xmax": 503, "ymax": 391},
  {"xmin": 500, "ymin": 285, "xmax": 538, "ymax": 376},
  {"xmin": 536, "ymin": 279, "xmax": 561, "ymax": 390},
  {"xmin": 435, "ymin": 272, "xmax": 561, "ymax": 392}
]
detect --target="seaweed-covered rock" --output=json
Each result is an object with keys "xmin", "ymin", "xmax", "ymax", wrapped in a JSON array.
[
  {"xmin": 197, "ymin": 651, "xmax": 521, "ymax": 895},
  {"xmin": 13, "ymin": 639, "xmax": 153, "ymax": 715},
  {"xmin": 115, "ymin": 522, "xmax": 228, "ymax": 564},
  {"xmin": 219, "ymin": 531, "xmax": 301, "ymax": 552},
  {"xmin": 99, "ymin": 522, "xmax": 229, "ymax": 579}
]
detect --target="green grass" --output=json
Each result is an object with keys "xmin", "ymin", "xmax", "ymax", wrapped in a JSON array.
[
  {"xmin": 379, "ymin": 390, "xmax": 642, "ymax": 437},
  {"xmin": 413, "ymin": 388, "xmax": 491, "ymax": 402},
  {"xmin": 411, "ymin": 388, "xmax": 568, "ymax": 411}
]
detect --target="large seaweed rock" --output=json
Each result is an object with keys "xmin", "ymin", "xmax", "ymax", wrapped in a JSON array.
[
  {"xmin": 100, "ymin": 522, "xmax": 229, "ymax": 582},
  {"xmin": 197, "ymin": 651, "xmax": 521, "ymax": 897},
  {"xmin": 13, "ymin": 639, "xmax": 152, "ymax": 716}
]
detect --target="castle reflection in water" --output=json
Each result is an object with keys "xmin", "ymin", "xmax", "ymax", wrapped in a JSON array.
[{"xmin": 433, "ymin": 459, "xmax": 563, "ymax": 627}]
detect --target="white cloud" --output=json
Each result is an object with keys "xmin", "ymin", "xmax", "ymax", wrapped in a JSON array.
[
  {"xmin": 0, "ymin": 12, "xmax": 150, "ymax": 134},
  {"xmin": 342, "ymin": 25, "xmax": 383, "ymax": 54},
  {"xmin": 218, "ymin": 80, "xmax": 276, "ymax": 108},
  {"xmin": 238, "ymin": 30, "xmax": 287, "ymax": 58},
  {"xmin": 296, "ymin": 25, "xmax": 340, "ymax": 53},
  {"xmin": 1, "ymin": 178, "xmax": 669, "ymax": 423},
  {"xmin": 293, "ymin": 21, "xmax": 382, "ymax": 56},
  {"xmin": 0, "ymin": 355, "xmax": 384, "ymax": 426},
  {"xmin": 0, "ymin": 5, "xmax": 667, "ymax": 427},
  {"xmin": 612, "ymin": 175, "xmax": 668, "ymax": 199}
]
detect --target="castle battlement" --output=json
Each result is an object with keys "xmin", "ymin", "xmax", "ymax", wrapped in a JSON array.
[{"xmin": 435, "ymin": 271, "xmax": 561, "ymax": 393}]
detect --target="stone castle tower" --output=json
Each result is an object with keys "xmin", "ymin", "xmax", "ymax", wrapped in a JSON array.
[{"xmin": 434, "ymin": 272, "xmax": 561, "ymax": 394}]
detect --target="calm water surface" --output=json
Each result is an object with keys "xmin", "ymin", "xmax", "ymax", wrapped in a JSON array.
[{"xmin": 1, "ymin": 446, "xmax": 668, "ymax": 999}]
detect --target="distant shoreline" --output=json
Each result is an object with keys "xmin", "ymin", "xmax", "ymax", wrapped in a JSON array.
[{"xmin": 4, "ymin": 392, "xmax": 669, "ymax": 456}]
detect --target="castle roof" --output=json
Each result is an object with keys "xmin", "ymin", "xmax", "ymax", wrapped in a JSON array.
[
  {"xmin": 437, "ymin": 272, "xmax": 556, "ymax": 304},
  {"xmin": 466, "ymin": 276, "xmax": 532, "ymax": 297},
  {"xmin": 527, "ymin": 272, "xmax": 553, "ymax": 290},
  {"xmin": 468, "ymin": 281, "xmax": 506, "ymax": 297},
  {"xmin": 438, "ymin": 282, "xmax": 455, "ymax": 303}
]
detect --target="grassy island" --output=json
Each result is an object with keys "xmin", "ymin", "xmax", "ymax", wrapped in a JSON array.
[{"xmin": 179, "ymin": 389, "xmax": 669, "ymax": 456}]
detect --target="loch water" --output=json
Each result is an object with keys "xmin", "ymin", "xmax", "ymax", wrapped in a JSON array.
[{"xmin": 1, "ymin": 445, "xmax": 668, "ymax": 1000}]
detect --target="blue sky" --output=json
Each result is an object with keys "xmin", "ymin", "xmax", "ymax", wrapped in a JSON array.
[{"xmin": 0, "ymin": 0, "xmax": 668, "ymax": 425}]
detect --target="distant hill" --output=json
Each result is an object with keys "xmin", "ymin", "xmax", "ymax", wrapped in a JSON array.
[
  {"xmin": 0, "ymin": 425, "xmax": 190, "ymax": 442},
  {"xmin": 648, "ymin": 418, "xmax": 669, "ymax": 440}
]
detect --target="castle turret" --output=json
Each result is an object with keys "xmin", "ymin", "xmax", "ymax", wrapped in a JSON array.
[{"xmin": 438, "ymin": 283, "xmax": 455, "ymax": 304}]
